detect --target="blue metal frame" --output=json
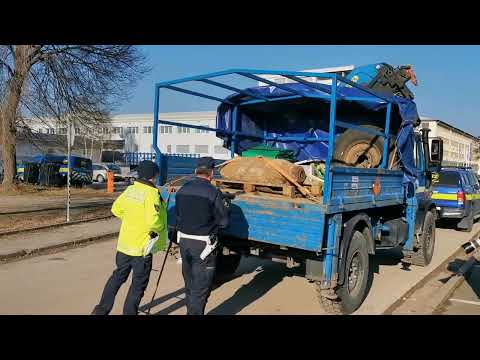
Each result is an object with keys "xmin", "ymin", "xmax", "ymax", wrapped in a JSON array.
[{"xmin": 153, "ymin": 68, "xmax": 396, "ymax": 204}]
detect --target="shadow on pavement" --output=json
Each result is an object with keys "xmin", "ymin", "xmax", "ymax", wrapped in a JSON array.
[
  {"xmin": 438, "ymin": 258, "xmax": 480, "ymax": 298},
  {"xmin": 207, "ymin": 258, "xmax": 298, "ymax": 315},
  {"xmin": 436, "ymin": 218, "xmax": 479, "ymax": 231},
  {"xmin": 144, "ymin": 256, "xmax": 304, "ymax": 315},
  {"xmin": 373, "ymin": 247, "xmax": 405, "ymax": 273},
  {"xmin": 139, "ymin": 287, "xmax": 185, "ymax": 314}
]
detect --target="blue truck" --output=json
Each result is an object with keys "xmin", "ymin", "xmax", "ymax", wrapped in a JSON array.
[
  {"xmin": 152, "ymin": 68, "xmax": 443, "ymax": 314},
  {"xmin": 17, "ymin": 154, "xmax": 93, "ymax": 186},
  {"xmin": 432, "ymin": 167, "xmax": 480, "ymax": 232}
]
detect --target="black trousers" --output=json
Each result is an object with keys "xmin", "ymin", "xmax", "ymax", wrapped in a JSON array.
[
  {"xmin": 179, "ymin": 238, "xmax": 217, "ymax": 315},
  {"xmin": 93, "ymin": 251, "xmax": 152, "ymax": 315}
]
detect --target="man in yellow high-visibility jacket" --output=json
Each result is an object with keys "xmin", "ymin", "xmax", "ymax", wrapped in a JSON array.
[{"xmin": 92, "ymin": 160, "xmax": 167, "ymax": 315}]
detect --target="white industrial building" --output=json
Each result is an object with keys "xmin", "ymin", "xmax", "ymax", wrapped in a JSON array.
[
  {"xmin": 421, "ymin": 117, "xmax": 480, "ymax": 172},
  {"xmin": 27, "ymin": 111, "xmax": 231, "ymax": 160}
]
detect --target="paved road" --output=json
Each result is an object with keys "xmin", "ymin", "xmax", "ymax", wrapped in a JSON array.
[
  {"xmin": 0, "ymin": 223, "xmax": 478, "ymax": 315},
  {"xmin": 437, "ymin": 264, "xmax": 480, "ymax": 315}
]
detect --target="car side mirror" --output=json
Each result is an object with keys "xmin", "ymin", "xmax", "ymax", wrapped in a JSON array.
[{"xmin": 430, "ymin": 138, "xmax": 443, "ymax": 167}]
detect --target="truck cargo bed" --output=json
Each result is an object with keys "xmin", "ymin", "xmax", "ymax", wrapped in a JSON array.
[{"xmin": 162, "ymin": 167, "xmax": 405, "ymax": 252}]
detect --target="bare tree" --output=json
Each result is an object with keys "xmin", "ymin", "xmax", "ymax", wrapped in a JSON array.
[{"xmin": 0, "ymin": 45, "xmax": 149, "ymax": 190}]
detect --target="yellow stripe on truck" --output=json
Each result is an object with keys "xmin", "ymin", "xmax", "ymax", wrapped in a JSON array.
[
  {"xmin": 432, "ymin": 193, "xmax": 480, "ymax": 200},
  {"xmin": 431, "ymin": 193, "xmax": 457, "ymax": 200}
]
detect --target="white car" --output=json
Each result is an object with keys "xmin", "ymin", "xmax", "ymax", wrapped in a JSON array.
[{"xmin": 92, "ymin": 163, "xmax": 123, "ymax": 183}]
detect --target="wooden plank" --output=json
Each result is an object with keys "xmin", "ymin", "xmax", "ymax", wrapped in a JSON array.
[
  {"xmin": 244, "ymin": 183, "xmax": 256, "ymax": 193},
  {"xmin": 311, "ymin": 183, "xmax": 323, "ymax": 196},
  {"xmin": 282, "ymin": 185, "xmax": 295, "ymax": 198},
  {"xmin": 214, "ymin": 178, "xmax": 285, "ymax": 189}
]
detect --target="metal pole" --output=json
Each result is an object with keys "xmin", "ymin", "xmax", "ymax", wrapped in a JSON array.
[
  {"xmin": 67, "ymin": 117, "xmax": 71, "ymax": 223},
  {"xmin": 230, "ymin": 107, "xmax": 238, "ymax": 159},
  {"xmin": 324, "ymin": 74, "xmax": 337, "ymax": 204}
]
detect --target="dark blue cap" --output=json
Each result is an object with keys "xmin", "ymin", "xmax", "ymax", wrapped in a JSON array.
[
  {"xmin": 197, "ymin": 157, "xmax": 215, "ymax": 170},
  {"xmin": 137, "ymin": 160, "xmax": 159, "ymax": 180}
]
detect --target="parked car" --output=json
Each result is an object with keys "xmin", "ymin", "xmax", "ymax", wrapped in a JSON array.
[
  {"xmin": 92, "ymin": 163, "xmax": 123, "ymax": 183},
  {"xmin": 126, "ymin": 169, "xmax": 138, "ymax": 184},
  {"xmin": 432, "ymin": 167, "xmax": 480, "ymax": 232}
]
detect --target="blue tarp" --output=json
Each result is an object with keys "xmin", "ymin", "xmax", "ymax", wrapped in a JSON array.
[{"xmin": 216, "ymin": 82, "xmax": 418, "ymax": 184}]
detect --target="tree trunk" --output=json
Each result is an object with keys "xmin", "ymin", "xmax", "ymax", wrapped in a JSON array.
[
  {"xmin": 0, "ymin": 91, "xmax": 21, "ymax": 190},
  {"xmin": 0, "ymin": 47, "xmax": 31, "ymax": 190}
]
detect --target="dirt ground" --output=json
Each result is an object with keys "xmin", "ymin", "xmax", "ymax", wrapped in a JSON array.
[{"xmin": 0, "ymin": 207, "xmax": 113, "ymax": 234}]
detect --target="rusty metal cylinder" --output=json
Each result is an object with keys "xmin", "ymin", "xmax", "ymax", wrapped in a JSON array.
[{"xmin": 220, "ymin": 157, "xmax": 306, "ymax": 186}]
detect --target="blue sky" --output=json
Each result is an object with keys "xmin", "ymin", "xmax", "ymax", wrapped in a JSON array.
[{"xmin": 117, "ymin": 45, "xmax": 480, "ymax": 135}]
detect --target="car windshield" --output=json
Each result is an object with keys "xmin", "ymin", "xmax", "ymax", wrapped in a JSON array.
[
  {"xmin": 106, "ymin": 164, "xmax": 120, "ymax": 171},
  {"xmin": 435, "ymin": 171, "xmax": 461, "ymax": 186}
]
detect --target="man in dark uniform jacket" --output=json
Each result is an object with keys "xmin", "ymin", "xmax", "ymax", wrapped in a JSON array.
[{"xmin": 174, "ymin": 156, "xmax": 230, "ymax": 315}]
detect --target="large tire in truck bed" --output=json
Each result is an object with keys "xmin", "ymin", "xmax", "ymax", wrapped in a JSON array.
[
  {"xmin": 332, "ymin": 125, "xmax": 397, "ymax": 169},
  {"xmin": 317, "ymin": 229, "xmax": 374, "ymax": 314}
]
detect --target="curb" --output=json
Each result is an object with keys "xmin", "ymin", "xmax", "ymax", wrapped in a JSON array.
[
  {"xmin": 383, "ymin": 228, "xmax": 480, "ymax": 315},
  {"xmin": 0, "ymin": 232, "xmax": 119, "ymax": 263},
  {"xmin": 427, "ymin": 255, "xmax": 478, "ymax": 313},
  {"xmin": 0, "ymin": 215, "xmax": 114, "ymax": 238}
]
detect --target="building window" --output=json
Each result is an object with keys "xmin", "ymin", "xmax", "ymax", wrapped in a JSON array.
[
  {"xmin": 38, "ymin": 128, "xmax": 43, "ymax": 134},
  {"xmin": 177, "ymin": 126, "xmax": 190, "ymax": 134},
  {"xmin": 75, "ymin": 128, "xmax": 81, "ymax": 135},
  {"xmin": 47, "ymin": 128, "xmax": 55, "ymax": 135},
  {"xmin": 126, "ymin": 127, "xmax": 138, "ymax": 135},
  {"xmin": 176, "ymin": 145, "xmax": 190, "ymax": 153},
  {"xmin": 159, "ymin": 126, "xmax": 172, "ymax": 134},
  {"xmin": 102, "ymin": 127, "xmax": 110, "ymax": 135},
  {"xmin": 112, "ymin": 127, "xmax": 123, "ymax": 135},
  {"xmin": 195, "ymin": 145, "xmax": 209, "ymax": 154},
  {"xmin": 167, "ymin": 145, "xmax": 172, "ymax": 153},
  {"xmin": 214, "ymin": 145, "xmax": 228, "ymax": 154},
  {"xmin": 58, "ymin": 128, "xmax": 67, "ymax": 135},
  {"xmin": 143, "ymin": 126, "xmax": 152, "ymax": 134},
  {"xmin": 195, "ymin": 126, "xmax": 209, "ymax": 134}
]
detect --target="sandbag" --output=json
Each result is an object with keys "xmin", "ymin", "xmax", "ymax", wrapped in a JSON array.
[{"xmin": 220, "ymin": 157, "xmax": 306, "ymax": 186}]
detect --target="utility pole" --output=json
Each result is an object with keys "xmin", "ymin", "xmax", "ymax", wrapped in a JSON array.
[{"xmin": 66, "ymin": 117, "xmax": 71, "ymax": 223}]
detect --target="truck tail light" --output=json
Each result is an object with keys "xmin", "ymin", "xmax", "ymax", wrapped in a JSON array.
[{"xmin": 457, "ymin": 190, "xmax": 465, "ymax": 205}]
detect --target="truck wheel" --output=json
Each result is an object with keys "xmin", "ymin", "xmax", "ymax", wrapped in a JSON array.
[
  {"xmin": 333, "ymin": 125, "xmax": 395, "ymax": 168},
  {"xmin": 317, "ymin": 229, "xmax": 373, "ymax": 314},
  {"xmin": 215, "ymin": 252, "xmax": 241, "ymax": 280},
  {"xmin": 403, "ymin": 211, "xmax": 436, "ymax": 267},
  {"xmin": 97, "ymin": 174, "xmax": 105, "ymax": 183}
]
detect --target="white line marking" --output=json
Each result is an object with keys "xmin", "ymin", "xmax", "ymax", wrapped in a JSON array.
[{"xmin": 450, "ymin": 298, "xmax": 480, "ymax": 306}]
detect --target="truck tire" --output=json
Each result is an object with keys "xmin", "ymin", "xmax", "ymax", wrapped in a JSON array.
[
  {"xmin": 317, "ymin": 229, "xmax": 373, "ymax": 314},
  {"xmin": 333, "ymin": 125, "xmax": 396, "ymax": 169},
  {"xmin": 214, "ymin": 252, "xmax": 241, "ymax": 282},
  {"xmin": 403, "ymin": 211, "xmax": 436, "ymax": 267},
  {"xmin": 96, "ymin": 174, "xmax": 105, "ymax": 183}
]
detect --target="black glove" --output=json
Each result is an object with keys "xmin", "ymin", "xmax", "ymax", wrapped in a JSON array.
[
  {"xmin": 223, "ymin": 193, "xmax": 235, "ymax": 208},
  {"xmin": 168, "ymin": 228, "xmax": 178, "ymax": 244},
  {"xmin": 149, "ymin": 232, "xmax": 158, "ymax": 239}
]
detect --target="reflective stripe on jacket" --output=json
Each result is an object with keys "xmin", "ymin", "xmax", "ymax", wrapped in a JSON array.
[{"xmin": 112, "ymin": 180, "xmax": 167, "ymax": 257}]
